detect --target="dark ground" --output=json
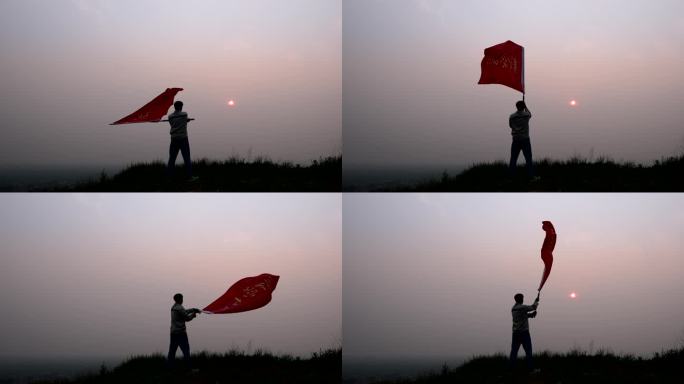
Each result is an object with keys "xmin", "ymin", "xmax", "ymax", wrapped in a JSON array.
[
  {"xmin": 371, "ymin": 348, "xmax": 684, "ymax": 384},
  {"xmin": 33, "ymin": 349, "xmax": 341, "ymax": 384},
  {"xmin": 378, "ymin": 155, "xmax": 684, "ymax": 192},
  {"xmin": 38, "ymin": 156, "xmax": 341, "ymax": 192}
]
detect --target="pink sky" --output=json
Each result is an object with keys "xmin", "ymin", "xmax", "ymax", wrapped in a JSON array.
[
  {"xmin": 0, "ymin": 0, "xmax": 340, "ymax": 167},
  {"xmin": 344, "ymin": 194, "xmax": 684, "ymax": 359},
  {"xmin": 344, "ymin": 0, "xmax": 684, "ymax": 168},
  {"xmin": 0, "ymin": 194, "xmax": 341, "ymax": 359}
]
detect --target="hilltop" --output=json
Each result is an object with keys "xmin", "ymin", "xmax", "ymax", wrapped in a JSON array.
[
  {"xmin": 41, "ymin": 156, "xmax": 341, "ymax": 192},
  {"xmin": 381, "ymin": 155, "xmax": 684, "ymax": 192},
  {"xmin": 34, "ymin": 348, "xmax": 341, "ymax": 384},
  {"xmin": 371, "ymin": 348, "xmax": 684, "ymax": 384}
]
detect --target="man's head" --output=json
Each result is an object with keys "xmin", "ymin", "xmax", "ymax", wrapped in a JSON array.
[
  {"xmin": 173, "ymin": 293, "xmax": 183, "ymax": 304},
  {"xmin": 514, "ymin": 293, "xmax": 524, "ymax": 304},
  {"xmin": 515, "ymin": 101, "xmax": 526, "ymax": 111},
  {"xmin": 174, "ymin": 100, "xmax": 183, "ymax": 111}
]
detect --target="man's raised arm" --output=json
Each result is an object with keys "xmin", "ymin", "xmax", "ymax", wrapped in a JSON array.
[{"xmin": 529, "ymin": 296, "xmax": 539, "ymax": 310}]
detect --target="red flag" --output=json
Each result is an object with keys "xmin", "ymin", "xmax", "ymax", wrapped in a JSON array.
[
  {"xmin": 478, "ymin": 40, "xmax": 525, "ymax": 94},
  {"xmin": 110, "ymin": 88, "xmax": 183, "ymax": 125},
  {"xmin": 538, "ymin": 221, "xmax": 556, "ymax": 291},
  {"xmin": 203, "ymin": 274, "xmax": 280, "ymax": 314}
]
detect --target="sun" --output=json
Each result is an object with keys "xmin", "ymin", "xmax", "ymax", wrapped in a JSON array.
[
  {"xmin": 227, "ymin": 99, "xmax": 236, "ymax": 107},
  {"xmin": 569, "ymin": 292, "xmax": 577, "ymax": 299},
  {"xmin": 569, "ymin": 100, "xmax": 577, "ymax": 107}
]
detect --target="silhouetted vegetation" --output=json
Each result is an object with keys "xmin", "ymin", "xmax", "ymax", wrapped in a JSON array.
[
  {"xmin": 34, "ymin": 348, "xmax": 341, "ymax": 384},
  {"xmin": 42, "ymin": 156, "xmax": 341, "ymax": 192},
  {"xmin": 382, "ymin": 155, "xmax": 684, "ymax": 192},
  {"xmin": 371, "ymin": 348, "xmax": 684, "ymax": 384}
]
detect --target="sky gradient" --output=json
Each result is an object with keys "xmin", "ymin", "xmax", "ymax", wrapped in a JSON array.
[
  {"xmin": 344, "ymin": 0, "xmax": 684, "ymax": 169},
  {"xmin": 1, "ymin": 0, "xmax": 340, "ymax": 168},
  {"xmin": 344, "ymin": 194, "xmax": 684, "ymax": 359},
  {"xmin": 0, "ymin": 194, "xmax": 341, "ymax": 359}
]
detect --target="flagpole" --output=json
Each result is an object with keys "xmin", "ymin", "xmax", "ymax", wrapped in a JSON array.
[
  {"xmin": 522, "ymin": 44, "xmax": 525, "ymax": 102},
  {"xmin": 160, "ymin": 118, "xmax": 195, "ymax": 122}
]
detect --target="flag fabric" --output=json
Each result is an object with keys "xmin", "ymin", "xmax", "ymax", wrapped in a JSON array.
[
  {"xmin": 203, "ymin": 274, "xmax": 280, "ymax": 314},
  {"xmin": 478, "ymin": 40, "xmax": 525, "ymax": 94},
  {"xmin": 110, "ymin": 88, "xmax": 183, "ymax": 125},
  {"xmin": 538, "ymin": 221, "xmax": 557, "ymax": 291}
]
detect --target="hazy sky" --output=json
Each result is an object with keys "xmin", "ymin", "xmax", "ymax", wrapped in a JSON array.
[
  {"xmin": 344, "ymin": 0, "xmax": 684, "ymax": 168},
  {"xmin": 0, "ymin": 0, "xmax": 340, "ymax": 167},
  {"xmin": 344, "ymin": 194, "xmax": 684, "ymax": 359},
  {"xmin": 0, "ymin": 194, "xmax": 341, "ymax": 359}
]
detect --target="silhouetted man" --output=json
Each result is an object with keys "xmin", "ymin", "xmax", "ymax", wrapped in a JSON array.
[
  {"xmin": 167, "ymin": 101, "xmax": 197, "ymax": 180},
  {"xmin": 510, "ymin": 292, "xmax": 539, "ymax": 370},
  {"xmin": 509, "ymin": 100, "xmax": 535, "ymax": 178},
  {"xmin": 168, "ymin": 293, "xmax": 201, "ymax": 364}
]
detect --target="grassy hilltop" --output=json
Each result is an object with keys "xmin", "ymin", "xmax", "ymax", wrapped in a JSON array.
[
  {"xmin": 384, "ymin": 155, "xmax": 684, "ymax": 192},
  {"xmin": 34, "ymin": 349, "xmax": 341, "ymax": 384},
  {"xmin": 45, "ymin": 156, "xmax": 341, "ymax": 192},
  {"xmin": 372, "ymin": 348, "xmax": 684, "ymax": 384}
]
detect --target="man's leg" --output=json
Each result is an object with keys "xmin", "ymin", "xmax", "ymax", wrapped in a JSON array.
[
  {"xmin": 168, "ymin": 139, "xmax": 181, "ymax": 175},
  {"xmin": 521, "ymin": 331, "xmax": 533, "ymax": 370},
  {"xmin": 510, "ymin": 332, "xmax": 522, "ymax": 365},
  {"xmin": 521, "ymin": 138, "xmax": 535, "ymax": 177},
  {"xmin": 168, "ymin": 333, "xmax": 180, "ymax": 362},
  {"xmin": 509, "ymin": 140, "xmax": 522, "ymax": 175},
  {"xmin": 179, "ymin": 332, "xmax": 191, "ymax": 361},
  {"xmin": 179, "ymin": 138, "xmax": 192, "ymax": 177}
]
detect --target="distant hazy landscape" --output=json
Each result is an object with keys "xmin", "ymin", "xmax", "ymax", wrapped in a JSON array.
[
  {"xmin": 0, "ymin": 357, "xmax": 122, "ymax": 384},
  {"xmin": 343, "ymin": 356, "xmax": 465, "ymax": 384},
  {"xmin": 0, "ymin": 166, "xmax": 124, "ymax": 191},
  {"xmin": 343, "ymin": 165, "xmax": 466, "ymax": 191}
]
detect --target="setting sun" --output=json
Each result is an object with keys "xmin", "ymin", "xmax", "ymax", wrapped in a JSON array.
[
  {"xmin": 227, "ymin": 99, "xmax": 236, "ymax": 107},
  {"xmin": 570, "ymin": 100, "xmax": 577, "ymax": 107},
  {"xmin": 570, "ymin": 292, "xmax": 577, "ymax": 299}
]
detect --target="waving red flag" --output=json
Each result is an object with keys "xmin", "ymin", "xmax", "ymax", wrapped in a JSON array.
[
  {"xmin": 538, "ymin": 221, "xmax": 556, "ymax": 291},
  {"xmin": 203, "ymin": 274, "xmax": 280, "ymax": 314},
  {"xmin": 478, "ymin": 40, "xmax": 525, "ymax": 94},
  {"xmin": 110, "ymin": 88, "xmax": 183, "ymax": 125}
]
